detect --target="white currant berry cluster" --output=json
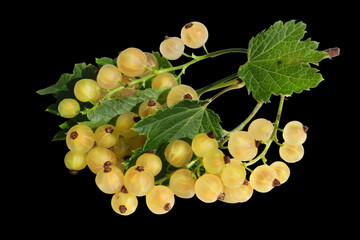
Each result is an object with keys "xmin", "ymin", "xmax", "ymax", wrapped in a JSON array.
[
  {"xmin": 63, "ymin": 117, "xmax": 308, "ymax": 215},
  {"xmin": 38, "ymin": 20, "xmax": 332, "ymax": 216}
]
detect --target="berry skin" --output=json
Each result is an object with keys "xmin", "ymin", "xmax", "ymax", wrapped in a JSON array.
[
  {"xmin": 222, "ymin": 180, "xmax": 253, "ymax": 204},
  {"xmin": 221, "ymin": 162, "xmax": 246, "ymax": 189},
  {"xmin": 58, "ymin": 98, "xmax": 80, "ymax": 118},
  {"xmin": 140, "ymin": 52, "xmax": 159, "ymax": 77},
  {"xmin": 66, "ymin": 124, "xmax": 95, "ymax": 153},
  {"xmin": 151, "ymin": 72, "xmax": 178, "ymax": 89},
  {"xmin": 202, "ymin": 148, "xmax": 226, "ymax": 174},
  {"xmin": 270, "ymin": 161, "xmax": 290, "ymax": 184},
  {"xmin": 136, "ymin": 152, "xmax": 162, "ymax": 176},
  {"xmin": 124, "ymin": 165, "xmax": 154, "ymax": 197},
  {"xmin": 86, "ymin": 146, "xmax": 117, "ymax": 174},
  {"xmin": 164, "ymin": 139, "xmax": 193, "ymax": 168},
  {"xmin": 94, "ymin": 124, "xmax": 120, "ymax": 148},
  {"xmin": 74, "ymin": 79, "xmax": 101, "ymax": 102},
  {"xmin": 117, "ymin": 47, "xmax": 147, "ymax": 77},
  {"xmin": 64, "ymin": 151, "xmax": 87, "ymax": 172},
  {"xmin": 138, "ymin": 99, "xmax": 163, "ymax": 118},
  {"xmin": 169, "ymin": 169, "xmax": 196, "ymax": 199},
  {"xmin": 96, "ymin": 64, "xmax": 122, "ymax": 90},
  {"xmin": 194, "ymin": 174, "xmax": 223, "ymax": 203},
  {"xmin": 180, "ymin": 21, "xmax": 209, "ymax": 49},
  {"xmin": 166, "ymin": 84, "xmax": 199, "ymax": 107},
  {"xmin": 146, "ymin": 185, "xmax": 175, "ymax": 215},
  {"xmin": 249, "ymin": 165, "xmax": 280, "ymax": 193},
  {"xmin": 279, "ymin": 142, "xmax": 304, "ymax": 163},
  {"xmin": 228, "ymin": 131, "xmax": 258, "ymax": 161},
  {"xmin": 159, "ymin": 36, "xmax": 185, "ymax": 60},
  {"xmin": 248, "ymin": 118, "xmax": 274, "ymax": 142},
  {"xmin": 115, "ymin": 112, "xmax": 140, "ymax": 138},
  {"xmin": 95, "ymin": 163, "xmax": 124, "ymax": 194},
  {"xmin": 283, "ymin": 121, "xmax": 307, "ymax": 145},
  {"xmin": 111, "ymin": 188, "xmax": 138, "ymax": 216},
  {"xmin": 191, "ymin": 132, "xmax": 218, "ymax": 157}
]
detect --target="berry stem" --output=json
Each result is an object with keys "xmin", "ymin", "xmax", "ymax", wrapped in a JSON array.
[
  {"xmin": 196, "ymin": 73, "xmax": 239, "ymax": 97},
  {"xmin": 158, "ymin": 48, "xmax": 247, "ymax": 74},
  {"xmin": 203, "ymin": 81, "xmax": 245, "ymax": 108},
  {"xmin": 103, "ymin": 48, "xmax": 247, "ymax": 100},
  {"xmin": 245, "ymin": 95, "xmax": 285, "ymax": 167},
  {"xmin": 154, "ymin": 173, "xmax": 172, "ymax": 185},
  {"xmin": 219, "ymin": 101, "xmax": 263, "ymax": 147},
  {"xmin": 203, "ymin": 44, "xmax": 209, "ymax": 54}
]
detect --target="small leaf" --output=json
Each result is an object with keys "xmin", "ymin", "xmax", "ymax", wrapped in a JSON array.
[
  {"xmin": 81, "ymin": 88, "xmax": 168, "ymax": 129},
  {"xmin": 96, "ymin": 57, "xmax": 117, "ymax": 68},
  {"xmin": 36, "ymin": 63, "xmax": 98, "ymax": 95},
  {"xmin": 238, "ymin": 20, "xmax": 328, "ymax": 102}
]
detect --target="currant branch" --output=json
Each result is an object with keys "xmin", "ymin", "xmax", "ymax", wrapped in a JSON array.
[
  {"xmin": 103, "ymin": 48, "xmax": 247, "ymax": 100},
  {"xmin": 37, "ymin": 20, "xmax": 339, "ymax": 216}
]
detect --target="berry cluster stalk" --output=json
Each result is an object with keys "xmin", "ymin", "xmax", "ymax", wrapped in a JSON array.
[
  {"xmin": 103, "ymin": 48, "xmax": 247, "ymax": 100},
  {"xmin": 245, "ymin": 95, "xmax": 285, "ymax": 167}
]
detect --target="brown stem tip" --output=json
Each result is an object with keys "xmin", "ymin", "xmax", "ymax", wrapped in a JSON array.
[
  {"xmin": 323, "ymin": 47, "xmax": 340, "ymax": 58},
  {"xmin": 303, "ymin": 125, "xmax": 309, "ymax": 133}
]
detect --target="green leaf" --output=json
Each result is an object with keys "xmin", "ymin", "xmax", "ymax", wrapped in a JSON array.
[
  {"xmin": 124, "ymin": 100, "xmax": 222, "ymax": 170},
  {"xmin": 36, "ymin": 63, "xmax": 98, "ymax": 95},
  {"xmin": 152, "ymin": 51, "xmax": 173, "ymax": 70},
  {"xmin": 238, "ymin": 20, "xmax": 328, "ymax": 102},
  {"xmin": 95, "ymin": 57, "xmax": 117, "ymax": 68},
  {"xmin": 133, "ymin": 99, "xmax": 223, "ymax": 151},
  {"xmin": 152, "ymin": 51, "xmax": 180, "ymax": 84},
  {"xmin": 81, "ymin": 88, "xmax": 168, "ymax": 129}
]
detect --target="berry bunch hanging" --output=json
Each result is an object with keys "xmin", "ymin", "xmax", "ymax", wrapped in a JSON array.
[{"xmin": 37, "ymin": 20, "xmax": 339, "ymax": 215}]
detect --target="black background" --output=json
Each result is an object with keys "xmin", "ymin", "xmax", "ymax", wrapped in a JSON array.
[{"xmin": 20, "ymin": 1, "xmax": 352, "ymax": 236}]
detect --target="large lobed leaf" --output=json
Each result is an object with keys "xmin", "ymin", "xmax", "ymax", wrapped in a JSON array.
[{"xmin": 238, "ymin": 20, "xmax": 328, "ymax": 102}]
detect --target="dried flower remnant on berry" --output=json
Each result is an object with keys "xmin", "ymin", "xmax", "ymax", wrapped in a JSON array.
[
  {"xmin": 70, "ymin": 131, "xmax": 78, "ymax": 139},
  {"xmin": 224, "ymin": 156, "xmax": 231, "ymax": 164},
  {"xmin": 207, "ymin": 130, "xmax": 215, "ymax": 139},
  {"xmin": 136, "ymin": 166, "xmax": 145, "ymax": 172},
  {"xmin": 273, "ymin": 179, "xmax": 281, "ymax": 187},
  {"xmin": 148, "ymin": 99, "xmax": 156, "ymax": 106},
  {"xmin": 183, "ymin": 93, "xmax": 192, "ymax": 100},
  {"xmin": 133, "ymin": 116, "xmax": 141, "ymax": 122},
  {"xmin": 164, "ymin": 203, "xmax": 172, "ymax": 211},
  {"xmin": 185, "ymin": 23, "xmax": 193, "ymax": 29},
  {"xmin": 217, "ymin": 193, "xmax": 225, "ymax": 201},
  {"xmin": 121, "ymin": 186, "xmax": 128, "ymax": 193},
  {"xmin": 105, "ymin": 126, "xmax": 114, "ymax": 133},
  {"xmin": 119, "ymin": 205, "xmax": 127, "ymax": 214}
]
